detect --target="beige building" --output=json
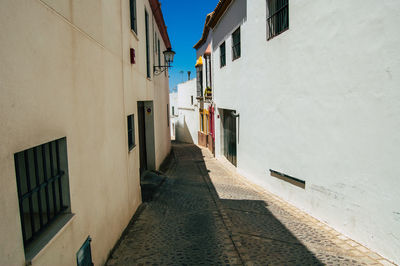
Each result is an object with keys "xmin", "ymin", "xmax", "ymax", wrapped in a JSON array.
[{"xmin": 0, "ymin": 0, "xmax": 172, "ymax": 265}]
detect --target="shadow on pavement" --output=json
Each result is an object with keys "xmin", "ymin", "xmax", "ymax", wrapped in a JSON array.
[{"xmin": 107, "ymin": 143, "xmax": 361, "ymax": 265}]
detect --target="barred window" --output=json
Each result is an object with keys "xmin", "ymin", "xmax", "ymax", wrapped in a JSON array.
[
  {"xmin": 129, "ymin": 0, "xmax": 137, "ymax": 34},
  {"xmin": 196, "ymin": 66, "xmax": 203, "ymax": 98},
  {"xmin": 127, "ymin": 114, "xmax": 135, "ymax": 150},
  {"xmin": 220, "ymin": 42, "xmax": 226, "ymax": 68},
  {"xmin": 232, "ymin": 27, "xmax": 241, "ymax": 61},
  {"xmin": 14, "ymin": 138, "xmax": 71, "ymax": 249},
  {"xmin": 267, "ymin": 0, "xmax": 289, "ymax": 40}
]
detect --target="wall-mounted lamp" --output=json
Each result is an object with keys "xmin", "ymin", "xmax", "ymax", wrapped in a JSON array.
[{"xmin": 154, "ymin": 48, "xmax": 176, "ymax": 75}]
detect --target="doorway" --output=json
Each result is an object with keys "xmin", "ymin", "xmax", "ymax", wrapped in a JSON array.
[
  {"xmin": 222, "ymin": 109, "xmax": 237, "ymax": 166},
  {"xmin": 137, "ymin": 101, "xmax": 156, "ymax": 175}
]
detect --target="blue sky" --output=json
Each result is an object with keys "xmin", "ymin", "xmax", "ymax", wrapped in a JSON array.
[{"xmin": 159, "ymin": 0, "xmax": 219, "ymax": 91}]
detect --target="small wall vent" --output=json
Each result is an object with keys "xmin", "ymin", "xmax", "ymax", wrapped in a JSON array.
[{"xmin": 269, "ymin": 169, "xmax": 305, "ymax": 189}]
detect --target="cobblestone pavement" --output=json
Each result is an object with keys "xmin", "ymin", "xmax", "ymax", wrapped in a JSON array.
[{"xmin": 107, "ymin": 143, "xmax": 395, "ymax": 266}]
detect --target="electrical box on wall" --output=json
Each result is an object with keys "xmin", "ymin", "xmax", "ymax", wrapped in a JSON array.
[{"xmin": 130, "ymin": 48, "xmax": 135, "ymax": 64}]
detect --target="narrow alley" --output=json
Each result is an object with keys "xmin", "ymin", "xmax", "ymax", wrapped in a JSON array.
[{"xmin": 106, "ymin": 143, "xmax": 387, "ymax": 265}]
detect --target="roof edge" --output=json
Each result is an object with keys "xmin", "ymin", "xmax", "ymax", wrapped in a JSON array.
[
  {"xmin": 207, "ymin": 0, "xmax": 233, "ymax": 29},
  {"xmin": 149, "ymin": 0, "xmax": 171, "ymax": 49}
]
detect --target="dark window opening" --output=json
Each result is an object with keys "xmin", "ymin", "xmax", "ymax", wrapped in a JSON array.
[
  {"xmin": 267, "ymin": 0, "xmax": 289, "ymax": 40},
  {"xmin": 232, "ymin": 27, "xmax": 241, "ymax": 60},
  {"xmin": 129, "ymin": 0, "xmax": 137, "ymax": 34},
  {"xmin": 158, "ymin": 39, "xmax": 161, "ymax": 67},
  {"xmin": 127, "ymin": 114, "xmax": 135, "ymax": 151},
  {"xmin": 191, "ymin": 96, "xmax": 194, "ymax": 105},
  {"xmin": 220, "ymin": 42, "xmax": 226, "ymax": 67},
  {"xmin": 167, "ymin": 104, "xmax": 170, "ymax": 127},
  {"xmin": 14, "ymin": 138, "xmax": 71, "ymax": 248},
  {"xmin": 145, "ymin": 10, "xmax": 150, "ymax": 78},
  {"xmin": 196, "ymin": 65, "xmax": 203, "ymax": 98}
]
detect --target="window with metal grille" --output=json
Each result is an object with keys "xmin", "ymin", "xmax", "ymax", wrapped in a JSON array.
[
  {"xmin": 167, "ymin": 104, "xmax": 170, "ymax": 127},
  {"xmin": 145, "ymin": 10, "xmax": 150, "ymax": 78},
  {"xmin": 158, "ymin": 39, "xmax": 161, "ymax": 67},
  {"xmin": 267, "ymin": 0, "xmax": 289, "ymax": 40},
  {"xmin": 220, "ymin": 42, "xmax": 226, "ymax": 68},
  {"xmin": 14, "ymin": 138, "xmax": 71, "ymax": 247},
  {"xmin": 232, "ymin": 27, "xmax": 241, "ymax": 61},
  {"xmin": 127, "ymin": 114, "xmax": 135, "ymax": 151},
  {"xmin": 196, "ymin": 66, "xmax": 203, "ymax": 98},
  {"xmin": 129, "ymin": 0, "xmax": 137, "ymax": 34}
]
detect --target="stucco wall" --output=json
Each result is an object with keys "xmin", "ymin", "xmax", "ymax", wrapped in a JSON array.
[
  {"xmin": 212, "ymin": 0, "xmax": 400, "ymax": 264},
  {"xmin": 175, "ymin": 79, "xmax": 199, "ymax": 144},
  {"xmin": 0, "ymin": 0, "xmax": 170, "ymax": 265}
]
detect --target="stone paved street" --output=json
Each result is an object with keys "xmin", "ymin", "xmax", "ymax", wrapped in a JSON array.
[{"xmin": 106, "ymin": 143, "xmax": 394, "ymax": 265}]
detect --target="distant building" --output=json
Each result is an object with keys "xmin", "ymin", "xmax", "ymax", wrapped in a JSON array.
[
  {"xmin": 194, "ymin": 0, "xmax": 400, "ymax": 264},
  {"xmin": 169, "ymin": 79, "xmax": 199, "ymax": 144},
  {"xmin": 194, "ymin": 12, "xmax": 216, "ymax": 155},
  {"xmin": 0, "ymin": 0, "xmax": 172, "ymax": 265}
]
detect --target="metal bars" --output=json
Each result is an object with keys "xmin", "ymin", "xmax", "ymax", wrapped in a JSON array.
[
  {"xmin": 267, "ymin": 0, "xmax": 289, "ymax": 40},
  {"xmin": 14, "ymin": 138, "xmax": 68, "ymax": 246},
  {"xmin": 232, "ymin": 27, "xmax": 241, "ymax": 60}
]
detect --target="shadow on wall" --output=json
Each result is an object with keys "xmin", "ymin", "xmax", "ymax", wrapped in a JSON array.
[
  {"xmin": 176, "ymin": 116, "xmax": 194, "ymax": 144},
  {"xmin": 212, "ymin": 0, "xmax": 247, "ymax": 50}
]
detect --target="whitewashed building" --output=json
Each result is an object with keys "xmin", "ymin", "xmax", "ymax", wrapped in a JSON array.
[
  {"xmin": 169, "ymin": 79, "xmax": 199, "ymax": 144},
  {"xmin": 0, "ymin": 0, "xmax": 172, "ymax": 265},
  {"xmin": 196, "ymin": 0, "xmax": 400, "ymax": 264}
]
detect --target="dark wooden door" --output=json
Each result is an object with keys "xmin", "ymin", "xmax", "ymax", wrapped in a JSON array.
[
  {"xmin": 137, "ymin": 102, "xmax": 147, "ymax": 174},
  {"xmin": 223, "ymin": 109, "xmax": 237, "ymax": 166}
]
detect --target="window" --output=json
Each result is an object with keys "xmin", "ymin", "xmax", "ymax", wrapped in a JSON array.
[
  {"xmin": 191, "ymin": 96, "xmax": 193, "ymax": 105},
  {"xmin": 145, "ymin": 10, "xmax": 150, "ymax": 78},
  {"xmin": 196, "ymin": 65, "xmax": 203, "ymax": 98},
  {"xmin": 127, "ymin": 114, "xmax": 135, "ymax": 150},
  {"xmin": 167, "ymin": 104, "xmax": 170, "ymax": 127},
  {"xmin": 158, "ymin": 39, "xmax": 161, "ymax": 67},
  {"xmin": 267, "ymin": 0, "xmax": 289, "ymax": 40},
  {"xmin": 220, "ymin": 42, "xmax": 226, "ymax": 67},
  {"xmin": 129, "ymin": 0, "xmax": 137, "ymax": 34},
  {"xmin": 232, "ymin": 27, "xmax": 241, "ymax": 60},
  {"xmin": 172, "ymin": 106, "xmax": 175, "ymax": 116},
  {"xmin": 14, "ymin": 138, "xmax": 71, "ymax": 249}
]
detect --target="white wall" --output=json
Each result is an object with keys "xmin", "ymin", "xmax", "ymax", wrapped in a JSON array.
[
  {"xmin": 174, "ymin": 79, "xmax": 199, "ymax": 144},
  {"xmin": 212, "ymin": 0, "xmax": 400, "ymax": 264},
  {"xmin": 0, "ymin": 0, "xmax": 171, "ymax": 265}
]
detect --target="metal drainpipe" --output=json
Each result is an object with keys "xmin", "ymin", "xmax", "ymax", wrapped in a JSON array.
[{"xmin": 231, "ymin": 111, "xmax": 240, "ymax": 144}]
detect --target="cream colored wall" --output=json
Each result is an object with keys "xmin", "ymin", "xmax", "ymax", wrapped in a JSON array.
[{"xmin": 0, "ymin": 0, "xmax": 170, "ymax": 265}]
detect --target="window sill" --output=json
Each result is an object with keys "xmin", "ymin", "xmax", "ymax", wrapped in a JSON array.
[
  {"xmin": 267, "ymin": 28, "xmax": 289, "ymax": 41},
  {"xmin": 25, "ymin": 213, "xmax": 75, "ymax": 264},
  {"xmin": 130, "ymin": 29, "xmax": 139, "ymax": 41},
  {"xmin": 232, "ymin": 56, "xmax": 241, "ymax": 62},
  {"xmin": 129, "ymin": 145, "xmax": 137, "ymax": 152}
]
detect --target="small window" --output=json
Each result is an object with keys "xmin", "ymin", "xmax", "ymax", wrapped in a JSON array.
[
  {"xmin": 127, "ymin": 114, "xmax": 135, "ymax": 150},
  {"xmin": 196, "ymin": 65, "xmax": 203, "ymax": 98},
  {"xmin": 129, "ymin": 0, "xmax": 137, "ymax": 34},
  {"xmin": 267, "ymin": 0, "xmax": 289, "ymax": 40},
  {"xmin": 167, "ymin": 104, "xmax": 170, "ymax": 127},
  {"xmin": 191, "ymin": 96, "xmax": 194, "ymax": 105},
  {"xmin": 14, "ymin": 138, "xmax": 71, "ymax": 253},
  {"xmin": 232, "ymin": 27, "xmax": 241, "ymax": 60},
  {"xmin": 220, "ymin": 42, "xmax": 226, "ymax": 67},
  {"xmin": 158, "ymin": 39, "xmax": 161, "ymax": 67},
  {"xmin": 172, "ymin": 106, "xmax": 175, "ymax": 116},
  {"xmin": 145, "ymin": 10, "xmax": 150, "ymax": 78}
]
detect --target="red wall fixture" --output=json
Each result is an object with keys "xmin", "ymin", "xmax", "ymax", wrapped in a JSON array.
[{"xmin": 130, "ymin": 48, "xmax": 135, "ymax": 64}]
